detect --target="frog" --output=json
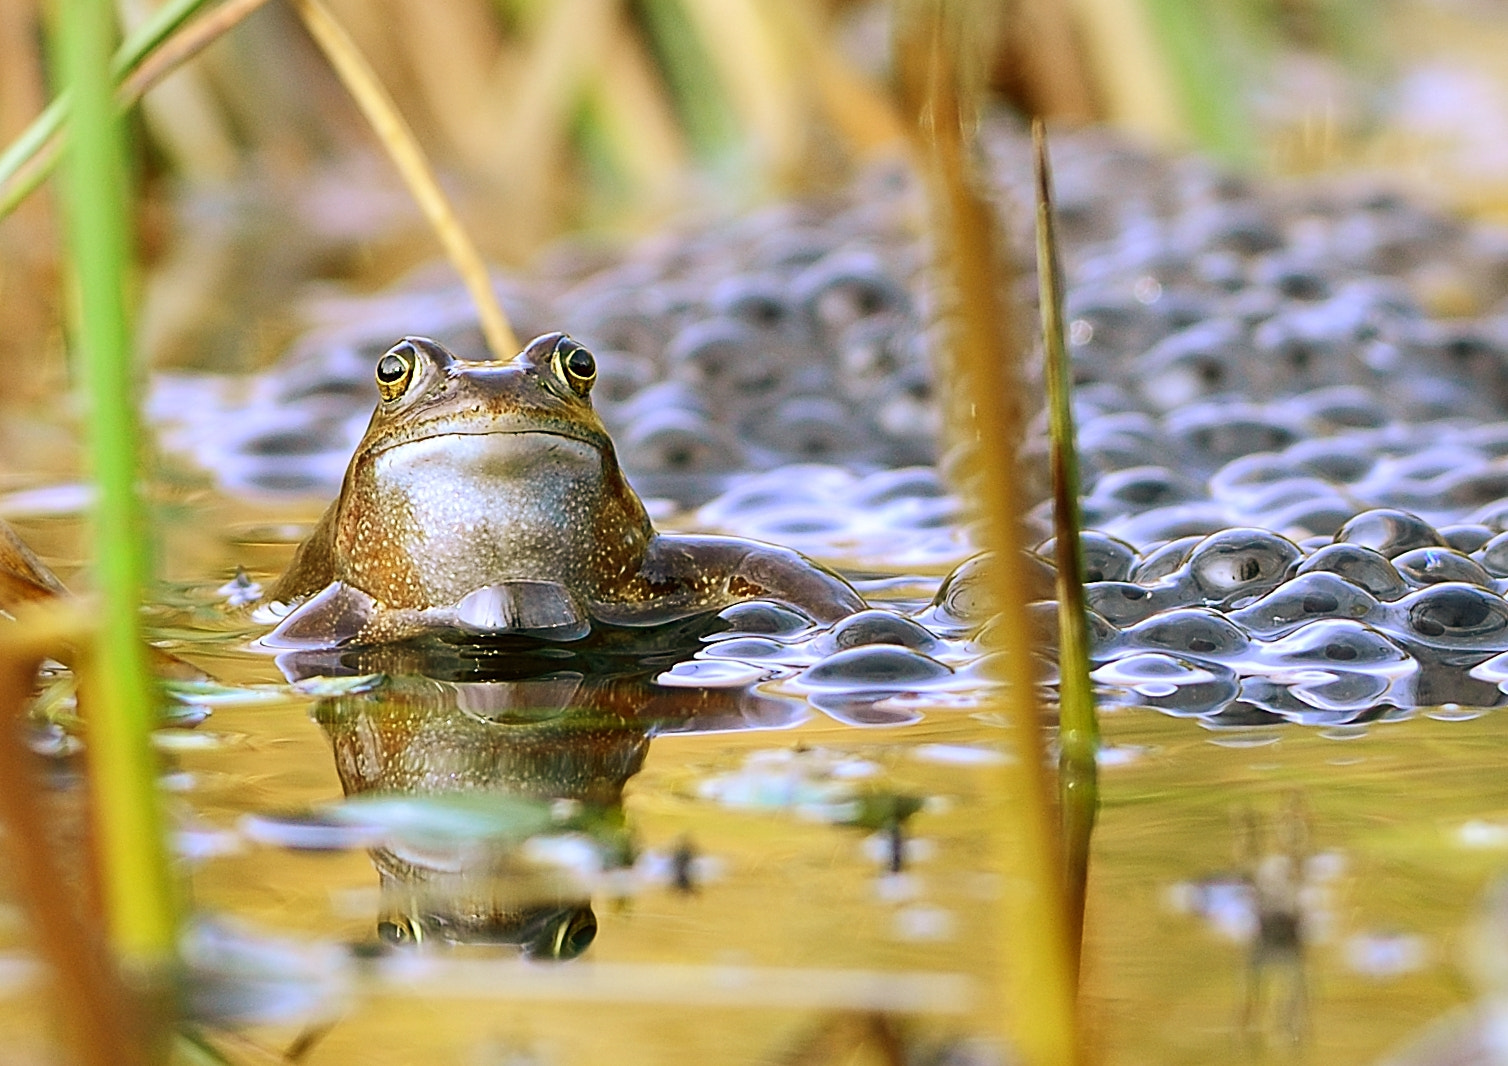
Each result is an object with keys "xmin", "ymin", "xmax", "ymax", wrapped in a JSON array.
[{"xmin": 264, "ymin": 333, "xmax": 866, "ymax": 648}]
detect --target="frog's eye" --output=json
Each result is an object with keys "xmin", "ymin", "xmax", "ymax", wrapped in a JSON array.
[
  {"xmin": 375, "ymin": 343, "xmax": 416, "ymax": 402},
  {"xmin": 552, "ymin": 337, "xmax": 596, "ymax": 397},
  {"xmin": 377, "ymin": 917, "xmax": 423, "ymax": 946}
]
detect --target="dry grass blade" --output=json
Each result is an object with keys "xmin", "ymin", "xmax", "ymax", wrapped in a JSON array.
[
  {"xmin": 895, "ymin": 4, "xmax": 1081, "ymax": 1064},
  {"xmin": 292, "ymin": 0, "xmax": 521, "ymax": 357},
  {"xmin": 1032, "ymin": 118, "xmax": 1099, "ymax": 975},
  {"xmin": 0, "ymin": 0, "xmax": 275, "ymax": 222},
  {"xmin": 0, "ymin": 603, "xmax": 146, "ymax": 1066},
  {"xmin": 767, "ymin": 0, "xmax": 905, "ymax": 158}
]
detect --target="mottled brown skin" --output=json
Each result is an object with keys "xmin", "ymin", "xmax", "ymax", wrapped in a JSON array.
[{"xmin": 266, "ymin": 333, "xmax": 864, "ymax": 648}]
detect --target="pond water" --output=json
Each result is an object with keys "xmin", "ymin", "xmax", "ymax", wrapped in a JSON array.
[{"xmin": 1, "ymin": 464, "xmax": 1506, "ymax": 1066}]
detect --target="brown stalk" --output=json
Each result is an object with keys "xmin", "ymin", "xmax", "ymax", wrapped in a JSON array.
[
  {"xmin": 0, "ymin": 604, "xmax": 146, "ymax": 1066},
  {"xmin": 291, "ymin": 0, "xmax": 520, "ymax": 358}
]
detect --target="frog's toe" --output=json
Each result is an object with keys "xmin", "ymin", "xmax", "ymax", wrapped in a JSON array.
[
  {"xmin": 262, "ymin": 581, "xmax": 378, "ymax": 649},
  {"xmin": 454, "ymin": 581, "xmax": 591, "ymax": 641}
]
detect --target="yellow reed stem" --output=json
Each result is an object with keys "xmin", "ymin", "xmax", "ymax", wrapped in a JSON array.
[
  {"xmin": 290, "ymin": 0, "xmax": 519, "ymax": 359},
  {"xmin": 895, "ymin": 5, "xmax": 1081, "ymax": 1064}
]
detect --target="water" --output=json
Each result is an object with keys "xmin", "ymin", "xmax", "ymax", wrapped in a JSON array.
[{"xmin": 1, "ymin": 476, "xmax": 1506, "ymax": 1064}]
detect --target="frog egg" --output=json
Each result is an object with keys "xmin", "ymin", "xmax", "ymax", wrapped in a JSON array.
[
  {"xmin": 799, "ymin": 645, "xmax": 953, "ymax": 690},
  {"xmin": 1438, "ymin": 463, "xmax": 1508, "ymax": 512},
  {"xmin": 1085, "ymin": 466, "xmax": 1199, "ymax": 517},
  {"xmin": 1282, "ymin": 435, "xmax": 1379, "ymax": 484},
  {"xmin": 1239, "ymin": 676, "xmax": 1392, "ymax": 724},
  {"xmin": 1180, "ymin": 201, "xmax": 1285, "ymax": 257},
  {"xmin": 1227, "ymin": 572, "xmax": 1383, "ymax": 639},
  {"xmin": 1440, "ymin": 524, "xmax": 1496, "ymax": 554},
  {"xmin": 1294, "ymin": 543, "xmax": 1411, "ymax": 600},
  {"xmin": 1256, "ymin": 494, "xmax": 1360, "ymax": 541},
  {"xmin": 1136, "ymin": 321, "xmax": 1250, "ymax": 411},
  {"xmin": 812, "ymin": 610, "xmax": 943, "ymax": 657},
  {"xmin": 1474, "ymin": 531, "xmax": 1508, "ymax": 577},
  {"xmin": 1130, "ymin": 535, "xmax": 1205, "ymax": 584},
  {"xmin": 708, "ymin": 274, "xmax": 808, "ymax": 341},
  {"xmin": 847, "ymin": 466, "xmax": 948, "ymax": 508},
  {"xmin": 666, "ymin": 319, "xmax": 787, "ymax": 403},
  {"xmin": 1208, "ymin": 452, "xmax": 1302, "ymax": 501},
  {"xmin": 1249, "ymin": 316, "xmax": 1350, "ymax": 396},
  {"xmin": 1252, "ymin": 256, "xmax": 1333, "ymax": 303},
  {"xmin": 1255, "ymin": 618, "xmax": 1415, "ymax": 675},
  {"xmin": 701, "ymin": 636, "xmax": 801, "ymax": 662},
  {"xmin": 791, "ymin": 251, "xmax": 910, "ymax": 337},
  {"xmin": 750, "ymin": 224, "xmax": 832, "ymax": 270},
  {"xmin": 744, "ymin": 395, "xmax": 872, "ymax": 464},
  {"xmin": 1186, "ymin": 527, "xmax": 1302, "ymax": 602},
  {"xmin": 1091, "ymin": 653, "xmax": 1240, "ymax": 716},
  {"xmin": 1392, "ymin": 547, "xmax": 1496, "ymax": 590},
  {"xmin": 1467, "ymin": 498, "xmax": 1508, "ymax": 532},
  {"xmin": 1287, "ymin": 386, "xmax": 1391, "ymax": 432},
  {"xmin": 1085, "ymin": 580, "xmax": 1194, "ymax": 627},
  {"xmin": 1165, "ymin": 403, "xmax": 1302, "ymax": 469},
  {"xmin": 1333, "ymin": 508, "xmax": 1446, "ymax": 559},
  {"xmin": 1461, "ymin": 423, "xmax": 1508, "ymax": 456},
  {"xmin": 713, "ymin": 601, "xmax": 815, "ymax": 640},
  {"xmin": 1383, "ymin": 583, "xmax": 1508, "ymax": 651},
  {"xmin": 619, "ymin": 407, "xmax": 745, "ymax": 475},
  {"xmin": 918, "ymin": 550, "xmax": 1063, "ymax": 632},
  {"xmin": 1036, "ymin": 530, "xmax": 1137, "ymax": 584},
  {"xmin": 1114, "ymin": 608, "xmax": 1252, "ymax": 663}
]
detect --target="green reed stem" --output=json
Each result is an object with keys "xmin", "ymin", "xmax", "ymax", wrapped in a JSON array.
[
  {"xmin": 896, "ymin": 5, "xmax": 1081, "ymax": 1064},
  {"xmin": 55, "ymin": 0, "xmax": 177, "ymax": 968},
  {"xmin": 1032, "ymin": 119, "xmax": 1099, "ymax": 974}
]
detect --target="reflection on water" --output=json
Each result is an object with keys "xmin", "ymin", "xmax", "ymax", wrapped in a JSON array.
[{"xmin": 276, "ymin": 624, "xmax": 805, "ymax": 958}]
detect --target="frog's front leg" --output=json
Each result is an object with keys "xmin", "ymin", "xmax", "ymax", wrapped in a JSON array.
[{"xmin": 596, "ymin": 533, "xmax": 865, "ymax": 626}]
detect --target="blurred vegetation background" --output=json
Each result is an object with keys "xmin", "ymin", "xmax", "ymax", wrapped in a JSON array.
[{"xmin": 3, "ymin": 0, "xmax": 1508, "ymax": 405}]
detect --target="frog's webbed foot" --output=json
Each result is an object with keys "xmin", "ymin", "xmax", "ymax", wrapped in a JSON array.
[
  {"xmin": 264, "ymin": 579, "xmax": 592, "ymax": 649},
  {"xmin": 599, "ymin": 534, "xmax": 865, "ymax": 627}
]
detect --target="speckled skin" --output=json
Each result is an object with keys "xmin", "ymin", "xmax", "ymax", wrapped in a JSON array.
[{"xmin": 266, "ymin": 333, "xmax": 864, "ymax": 648}]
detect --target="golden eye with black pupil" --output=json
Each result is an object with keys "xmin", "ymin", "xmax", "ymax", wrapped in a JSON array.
[
  {"xmin": 552, "ymin": 336, "xmax": 596, "ymax": 396},
  {"xmin": 375, "ymin": 343, "xmax": 416, "ymax": 402}
]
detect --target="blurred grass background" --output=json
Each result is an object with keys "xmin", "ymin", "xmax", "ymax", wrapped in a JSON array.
[{"xmin": 5, "ymin": 0, "xmax": 1508, "ymax": 410}]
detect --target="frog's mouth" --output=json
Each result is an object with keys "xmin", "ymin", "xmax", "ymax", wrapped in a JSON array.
[
  {"xmin": 369, "ymin": 421, "xmax": 608, "ymax": 461},
  {"xmin": 371, "ymin": 428, "xmax": 605, "ymax": 477}
]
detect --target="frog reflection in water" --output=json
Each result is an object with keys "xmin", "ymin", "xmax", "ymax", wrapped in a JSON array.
[
  {"xmin": 287, "ymin": 637, "xmax": 805, "ymax": 958},
  {"xmin": 265, "ymin": 333, "xmax": 864, "ymax": 648}
]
